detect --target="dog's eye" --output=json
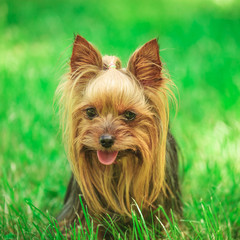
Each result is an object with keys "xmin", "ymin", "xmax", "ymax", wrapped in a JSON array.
[
  {"xmin": 86, "ymin": 108, "xmax": 97, "ymax": 119},
  {"xmin": 123, "ymin": 111, "xmax": 136, "ymax": 121}
]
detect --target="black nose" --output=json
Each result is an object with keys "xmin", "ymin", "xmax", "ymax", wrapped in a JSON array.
[{"xmin": 99, "ymin": 134, "xmax": 114, "ymax": 148}]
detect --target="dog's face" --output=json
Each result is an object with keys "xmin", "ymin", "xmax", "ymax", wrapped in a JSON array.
[
  {"xmin": 67, "ymin": 35, "xmax": 165, "ymax": 167},
  {"xmin": 78, "ymin": 69, "xmax": 157, "ymax": 165},
  {"xmin": 59, "ymin": 35, "xmax": 171, "ymax": 215}
]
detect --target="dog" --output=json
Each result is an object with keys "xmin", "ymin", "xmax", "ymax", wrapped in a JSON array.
[{"xmin": 56, "ymin": 35, "xmax": 182, "ymax": 236}]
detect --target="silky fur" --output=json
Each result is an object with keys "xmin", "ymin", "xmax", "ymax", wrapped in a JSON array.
[{"xmin": 56, "ymin": 35, "xmax": 182, "ymax": 230}]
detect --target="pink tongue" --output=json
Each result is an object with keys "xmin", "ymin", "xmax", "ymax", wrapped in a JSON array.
[{"xmin": 97, "ymin": 151, "xmax": 118, "ymax": 165}]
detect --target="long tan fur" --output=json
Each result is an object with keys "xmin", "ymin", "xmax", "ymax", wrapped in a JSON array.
[{"xmin": 56, "ymin": 35, "xmax": 181, "ymax": 224}]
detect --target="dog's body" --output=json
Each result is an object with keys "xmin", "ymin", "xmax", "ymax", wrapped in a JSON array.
[{"xmin": 57, "ymin": 35, "xmax": 182, "ymax": 233}]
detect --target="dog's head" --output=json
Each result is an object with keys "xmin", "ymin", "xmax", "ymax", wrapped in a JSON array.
[{"xmin": 58, "ymin": 35, "xmax": 174, "ymax": 216}]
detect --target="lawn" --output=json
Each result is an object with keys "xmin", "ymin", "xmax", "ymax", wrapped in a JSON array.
[{"xmin": 0, "ymin": 0, "xmax": 240, "ymax": 239}]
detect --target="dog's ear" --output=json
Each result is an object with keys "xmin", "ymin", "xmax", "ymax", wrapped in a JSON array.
[
  {"xmin": 127, "ymin": 39, "xmax": 163, "ymax": 88},
  {"xmin": 70, "ymin": 35, "xmax": 102, "ymax": 73}
]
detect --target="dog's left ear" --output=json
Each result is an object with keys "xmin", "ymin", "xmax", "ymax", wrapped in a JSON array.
[{"xmin": 127, "ymin": 39, "xmax": 163, "ymax": 88}]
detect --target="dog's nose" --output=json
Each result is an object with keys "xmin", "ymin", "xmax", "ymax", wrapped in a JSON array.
[{"xmin": 99, "ymin": 134, "xmax": 114, "ymax": 148}]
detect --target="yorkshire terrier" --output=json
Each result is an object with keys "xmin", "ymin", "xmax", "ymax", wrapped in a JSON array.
[{"xmin": 57, "ymin": 35, "xmax": 182, "ymax": 235}]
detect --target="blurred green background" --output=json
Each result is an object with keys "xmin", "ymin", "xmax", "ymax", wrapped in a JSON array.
[{"xmin": 0, "ymin": 0, "xmax": 240, "ymax": 238}]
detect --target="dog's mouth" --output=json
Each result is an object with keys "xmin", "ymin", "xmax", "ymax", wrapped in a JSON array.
[
  {"xmin": 82, "ymin": 146, "xmax": 138, "ymax": 166},
  {"xmin": 97, "ymin": 150, "xmax": 119, "ymax": 165}
]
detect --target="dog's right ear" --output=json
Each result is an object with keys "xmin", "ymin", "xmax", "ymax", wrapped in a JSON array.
[{"xmin": 70, "ymin": 35, "xmax": 102, "ymax": 73}]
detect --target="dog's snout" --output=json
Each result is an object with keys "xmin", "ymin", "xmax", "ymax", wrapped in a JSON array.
[{"xmin": 99, "ymin": 134, "xmax": 114, "ymax": 148}]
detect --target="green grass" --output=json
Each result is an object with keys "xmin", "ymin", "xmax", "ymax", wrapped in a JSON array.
[{"xmin": 1, "ymin": 0, "xmax": 240, "ymax": 239}]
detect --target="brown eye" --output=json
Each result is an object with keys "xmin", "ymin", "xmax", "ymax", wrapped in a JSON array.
[
  {"xmin": 123, "ymin": 110, "xmax": 136, "ymax": 121},
  {"xmin": 86, "ymin": 108, "xmax": 97, "ymax": 119}
]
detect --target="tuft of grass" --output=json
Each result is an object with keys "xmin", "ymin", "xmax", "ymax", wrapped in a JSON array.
[{"xmin": 0, "ymin": 177, "xmax": 238, "ymax": 239}]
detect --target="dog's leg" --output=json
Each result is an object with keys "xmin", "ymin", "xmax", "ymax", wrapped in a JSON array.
[{"xmin": 165, "ymin": 131, "xmax": 182, "ymax": 217}]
